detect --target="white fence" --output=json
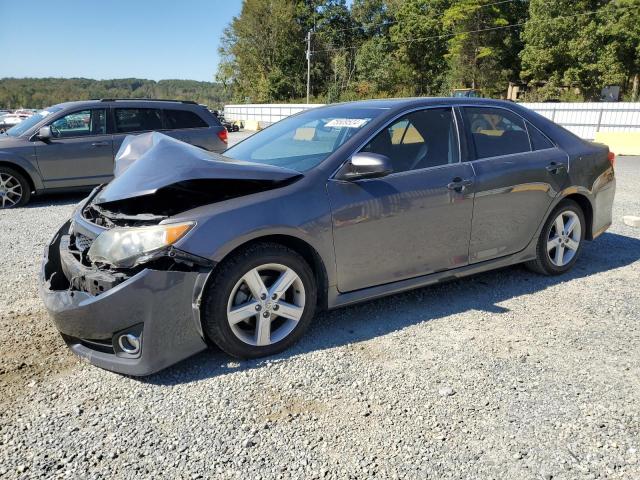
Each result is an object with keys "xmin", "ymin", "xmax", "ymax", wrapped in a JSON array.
[
  {"xmin": 521, "ymin": 102, "xmax": 640, "ymax": 140},
  {"xmin": 224, "ymin": 102, "xmax": 640, "ymax": 140},
  {"xmin": 224, "ymin": 104, "xmax": 325, "ymax": 124}
]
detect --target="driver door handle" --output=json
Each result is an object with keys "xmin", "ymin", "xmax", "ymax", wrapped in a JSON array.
[
  {"xmin": 545, "ymin": 162, "xmax": 566, "ymax": 174},
  {"xmin": 447, "ymin": 177, "xmax": 473, "ymax": 192},
  {"xmin": 91, "ymin": 141, "xmax": 110, "ymax": 147}
]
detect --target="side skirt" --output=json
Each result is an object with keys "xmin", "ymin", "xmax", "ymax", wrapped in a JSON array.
[{"xmin": 327, "ymin": 245, "xmax": 537, "ymax": 309}]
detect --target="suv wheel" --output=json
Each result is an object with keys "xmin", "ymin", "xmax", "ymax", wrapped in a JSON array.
[
  {"xmin": 526, "ymin": 199, "xmax": 585, "ymax": 275},
  {"xmin": 202, "ymin": 243, "xmax": 317, "ymax": 359},
  {"xmin": 0, "ymin": 167, "xmax": 31, "ymax": 208}
]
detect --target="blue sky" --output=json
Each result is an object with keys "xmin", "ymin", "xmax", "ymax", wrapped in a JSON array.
[{"xmin": 0, "ymin": 0, "xmax": 244, "ymax": 82}]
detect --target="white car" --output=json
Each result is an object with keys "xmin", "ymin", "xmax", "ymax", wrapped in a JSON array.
[{"xmin": 0, "ymin": 113, "xmax": 31, "ymax": 133}]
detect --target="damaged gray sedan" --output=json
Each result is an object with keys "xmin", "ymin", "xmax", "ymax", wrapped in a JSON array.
[{"xmin": 40, "ymin": 99, "xmax": 615, "ymax": 375}]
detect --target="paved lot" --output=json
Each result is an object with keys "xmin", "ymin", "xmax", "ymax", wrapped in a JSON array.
[{"xmin": 0, "ymin": 147, "xmax": 638, "ymax": 479}]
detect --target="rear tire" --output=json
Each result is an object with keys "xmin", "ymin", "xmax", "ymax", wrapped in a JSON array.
[
  {"xmin": 201, "ymin": 243, "xmax": 317, "ymax": 359},
  {"xmin": 0, "ymin": 166, "xmax": 31, "ymax": 208},
  {"xmin": 526, "ymin": 199, "xmax": 585, "ymax": 275}
]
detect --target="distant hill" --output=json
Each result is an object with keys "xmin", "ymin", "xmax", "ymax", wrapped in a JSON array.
[{"xmin": 0, "ymin": 78, "xmax": 231, "ymax": 109}]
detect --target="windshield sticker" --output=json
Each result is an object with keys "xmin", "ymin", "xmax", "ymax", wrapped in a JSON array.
[{"xmin": 325, "ymin": 118, "xmax": 370, "ymax": 129}]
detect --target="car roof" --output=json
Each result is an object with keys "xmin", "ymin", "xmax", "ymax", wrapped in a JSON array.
[
  {"xmin": 49, "ymin": 99, "xmax": 204, "ymax": 110},
  {"xmin": 329, "ymin": 97, "xmax": 519, "ymax": 110}
]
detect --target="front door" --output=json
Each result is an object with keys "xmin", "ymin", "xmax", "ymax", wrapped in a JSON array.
[
  {"xmin": 460, "ymin": 106, "xmax": 570, "ymax": 262},
  {"xmin": 328, "ymin": 107, "xmax": 475, "ymax": 293},
  {"xmin": 35, "ymin": 108, "xmax": 113, "ymax": 188}
]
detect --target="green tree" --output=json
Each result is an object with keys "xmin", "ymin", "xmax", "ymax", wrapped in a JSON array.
[
  {"xmin": 216, "ymin": 0, "xmax": 305, "ymax": 102},
  {"xmin": 0, "ymin": 78, "xmax": 230, "ymax": 109},
  {"xmin": 443, "ymin": 0, "xmax": 523, "ymax": 96},
  {"xmin": 601, "ymin": 0, "xmax": 640, "ymax": 100},
  {"xmin": 519, "ymin": 0, "xmax": 638, "ymax": 101},
  {"xmin": 351, "ymin": 0, "xmax": 397, "ymax": 96},
  {"xmin": 390, "ymin": 0, "xmax": 450, "ymax": 96}
]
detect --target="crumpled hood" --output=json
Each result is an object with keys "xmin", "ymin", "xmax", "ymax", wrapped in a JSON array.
[{"xmin": 94, "ymin": 132, "xmax": 302, "ymax": 205}]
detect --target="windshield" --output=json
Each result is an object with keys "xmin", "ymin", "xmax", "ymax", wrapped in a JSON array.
[
  {"xmin": 5, "ymin": 107, "xmax": 62, "ymax": 137},
  {"xmin": 224, "ymin": 106, "xmax": 387, "ymax": 171}
]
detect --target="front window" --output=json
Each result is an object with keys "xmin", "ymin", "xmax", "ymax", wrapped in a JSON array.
[
  {"xmin": 362, "ymin": 108, "xmax": 459, "ymax": 173},
  {"xmin": 4, "ymin": 107, "xmax": 62, "ymax": 137},
  {"xmin": 224, "ymin": 107, "xmax": 387, "ymax": 172},
  {"xmin": 49, "ymin": 109, "xmax": 106, "ymax": 138}
]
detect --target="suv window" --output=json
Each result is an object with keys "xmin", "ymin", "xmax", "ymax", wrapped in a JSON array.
[
  {"xmin": 49, "ymin": 109, "xmax": 106, "ymax": 138},
  {"xmin": 164, "ymin": 109, "xmax": 208, "ymax": 129},
  {"xmin": 362, "ymin": 108, "xmax": 459, "ymax": 173},
  {"xmin": 527, "ymin": 121, "xmax": 555, "ymax": 150},
  {"xmin": 114, "ymin": 108, "xmax": 163, "ymax": 133},
  {"xmin": 463, "ymin": 107, "xmax": 530, "ymax": 159}
]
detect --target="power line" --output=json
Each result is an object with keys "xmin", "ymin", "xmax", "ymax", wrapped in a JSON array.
[{"xmin": 311, "ymin": 3, "xmax": 638, "ymax": 55}]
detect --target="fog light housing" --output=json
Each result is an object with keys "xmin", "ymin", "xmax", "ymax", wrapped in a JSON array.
[
  {"xmin": 118, "ymin": 334, "xmax": 140, "ymax": 355},
  {"xmin": 113, "ymin": 324, "xmax": 143, "ymax": 358}
]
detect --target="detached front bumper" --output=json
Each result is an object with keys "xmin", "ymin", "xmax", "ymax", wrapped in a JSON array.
[{"xmin": 39, "ymin": 222, "xmax": 210, "ymax": 376}]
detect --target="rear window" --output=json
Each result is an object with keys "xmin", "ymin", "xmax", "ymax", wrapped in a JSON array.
[
  {"xmin": 463, "ymin": 107, "xmax": 530, "ymax": 159},
  {"xmin": 527, "ymin": 122, "xmax": 555, "ymax": 150},
  {"xmin": 164, "ymin": 109, "xmax": 208, "ymax": 129},
  {"xmin": 114, "ymin": 108, "xmax": 163, "ymax": 133}
]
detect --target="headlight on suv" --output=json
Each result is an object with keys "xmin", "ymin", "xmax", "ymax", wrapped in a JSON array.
[{"xmin": 88, "ymin": 222, "xmax": 194, "ymax": 268}]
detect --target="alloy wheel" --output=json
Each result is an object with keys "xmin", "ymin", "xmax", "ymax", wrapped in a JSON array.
[
  {"xmin": 226, "ymin": 263, "xmax": 306, "ymax": 346},
  {"xmin": 0, "ymin": 173, "xmax": 23, "ymax": 208},
  {"xmin": 547, "ymin": 210, "xmax": 581, "ymax": 267}
]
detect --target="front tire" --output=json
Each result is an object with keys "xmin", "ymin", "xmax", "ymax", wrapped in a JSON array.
[
  {"xmin": 526, "ymin": 199, "xmax": 585, "ymax": 275},
  {"xmin": 201, "ymin": 243, "xmax": 317, "ymax": 359},
  {"xmin": 0, "ymin": 166, "xmax": 31, "ymax": 208}
]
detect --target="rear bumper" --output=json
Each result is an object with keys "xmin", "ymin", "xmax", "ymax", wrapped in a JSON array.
[{"xmin": 39, "ymin": 222, "xmax": 210, "ymax": 376}]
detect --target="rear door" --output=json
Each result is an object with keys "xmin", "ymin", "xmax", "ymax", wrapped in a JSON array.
[
  {"xmin": 35, "ymin": 108, "xmax": 113, "ymax": 188},
  {"xmin": 460, "ymin": 106, "xmax": 570, "ymax": 263}
]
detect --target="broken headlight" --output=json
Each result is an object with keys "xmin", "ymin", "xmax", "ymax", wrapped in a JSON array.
[{"xmin": 87, "ymin": 222, "xmax": 195, "ymax": 268}]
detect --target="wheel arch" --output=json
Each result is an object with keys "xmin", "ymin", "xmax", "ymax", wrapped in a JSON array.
[
  {"xmin": 560, "ymin": 192, "xmax": 594, "ymax": 240},
  {"xmin": 0, "ymin": 160, "xmax": 38, "ymax": 193},
  {"xmin": 206, "ymin": 234, "xmax": 330, "ymax": 311}
]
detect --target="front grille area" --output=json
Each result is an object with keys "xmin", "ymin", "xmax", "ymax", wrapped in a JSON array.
[{"xmin": 74, "ymin": 233, "xmax": 93, "ymax": 252}]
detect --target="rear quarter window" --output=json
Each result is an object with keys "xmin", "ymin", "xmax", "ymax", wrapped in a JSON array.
[
  {"xmin": 164, "ymin": 109, "xmax": 208, "ymax": 129},
  {"xmin": 527, "ymin": 121, "xmax": 555, "ymax": 150}
]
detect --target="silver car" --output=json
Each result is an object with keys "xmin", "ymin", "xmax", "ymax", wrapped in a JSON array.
[{"xmin": 0, "ymin": 99, "xmax": 228, "ymax": 208}]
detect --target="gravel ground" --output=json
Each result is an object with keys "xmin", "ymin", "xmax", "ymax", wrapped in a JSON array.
[{"xmin": 1, "ymin": 146, "xmax": 638, "ymax": 479}]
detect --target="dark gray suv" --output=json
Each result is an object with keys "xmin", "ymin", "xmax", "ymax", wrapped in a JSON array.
[
  {"xmin": 40, "ymin": 98, "xmax": 615, "ymax": 376},
  {"xmin": 0, "ymin": 99, "xmax": 228, "ymax": 208}
]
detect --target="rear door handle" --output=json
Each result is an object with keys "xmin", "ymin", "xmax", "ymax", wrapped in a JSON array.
[
  {"xmin": 91, "ymin": 141, "xmax": 110, "ymax": 147},
  {"xmin": 447, "ymin": 177, "xmax": 473, "ymax": 192},
  {"xmin": 546, "ymin": 162, "xmax": 566, "ymax": 174}
]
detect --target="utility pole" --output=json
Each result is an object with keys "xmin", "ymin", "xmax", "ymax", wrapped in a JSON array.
[{"xmin": 306, "ymin": 31, "xmax": 312, "ymax": 104}]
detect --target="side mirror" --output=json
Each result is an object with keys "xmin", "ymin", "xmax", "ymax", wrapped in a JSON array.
[
  {"xmin": 336, "ymin": 152, "xmax": 393, "ymax": 181},
  {"xmin": 37, "ymin": 126, "xmax": 52, "ymax": 140}
]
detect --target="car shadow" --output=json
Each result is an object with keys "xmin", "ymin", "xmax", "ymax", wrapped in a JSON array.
[{"xmin": 142, "ymin": 231, "xmax": 640, "ymax": 386}]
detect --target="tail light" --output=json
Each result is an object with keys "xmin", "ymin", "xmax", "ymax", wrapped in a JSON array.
[
  {"xmin": 217, "ymin": 128, "xmax": 228, "ymax": 144},
  {"xmin": 608, "ymin": 151, "xmax": 615, "ymax": 168}
]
